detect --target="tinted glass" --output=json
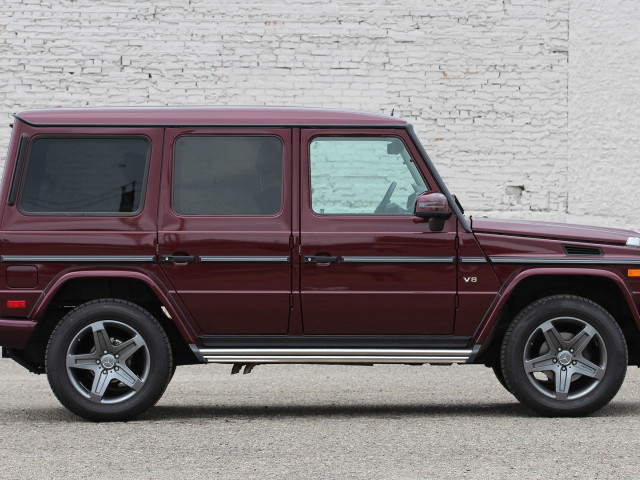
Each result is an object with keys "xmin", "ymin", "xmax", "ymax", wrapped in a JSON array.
[
  {"xmin": 20, "ymin": 137, "xmax": 149, "ymax": 214},
  {"xmin": 309, "ymin": 137, "xmax": 427, "ymax": 215},
  {"xmin": 173, "ymin": 136, "xmax": 283, "ymax": 215}
]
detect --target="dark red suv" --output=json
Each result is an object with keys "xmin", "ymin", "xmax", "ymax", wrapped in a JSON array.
[{"xmin": 1, "ymin": 107, "xmax": 638, "ymax": 421}]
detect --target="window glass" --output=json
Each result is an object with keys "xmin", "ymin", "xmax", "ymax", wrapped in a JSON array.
[
  {"xmin": 173, "ymin": 136, "xmax": 283, "ymax": 215},
  {"xmin": 19, "ymin": 137, "xmax": 149, "ymax": 215},
  {"xmin": 310, "ymin": 137, "xmax": 427, "ymax": 215}
]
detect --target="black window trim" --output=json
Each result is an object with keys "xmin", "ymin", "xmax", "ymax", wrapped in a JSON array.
[
  {"xmin": 16, "ymin": 134, "xmax": 152, "ymax": 217},
  {"xmin": 7, "ymin": 133, "xmax": 29, "ymax": 206}
]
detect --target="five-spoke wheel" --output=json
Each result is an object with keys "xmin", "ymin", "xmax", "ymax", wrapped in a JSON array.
[
  {"xmin": 501, "ymin": 295, "xmax": 626, "ymax": 416},
  {"xmin": 522, "ymin": 318, "xmax": 606, "ymax": 401},
  {"xmin": 65, "ymin": 320, "xmax": 150, "ymax": 404},
  {"xmin": 47, "ymin": 299, "xmax": 172, "ymax": 421}
]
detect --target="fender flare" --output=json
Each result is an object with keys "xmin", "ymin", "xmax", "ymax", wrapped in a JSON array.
[
  {"xmin": 472, "ymin": 267, "xmax": 640, "ymax": 345},
  {"xmin": 29, "ymin": 267, "xmax": 199, "ymax": 344}
]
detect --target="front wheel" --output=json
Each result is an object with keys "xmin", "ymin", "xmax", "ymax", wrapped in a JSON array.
[
  {"xmin": 492, "ymin": 362, "xmax": 511, "ymax": 393},
  {"xmin": 46, "ymin": 299, "xmax": 173, "ymax": 421},
  {"xmin": 501, "ymin": 295, "xmax": 627, "ymax": 416}
]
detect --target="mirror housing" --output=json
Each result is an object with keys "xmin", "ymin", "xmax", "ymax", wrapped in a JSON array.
[{"xmin": 414, "ymin": 192, "xmax": 453, "ymax": 232}]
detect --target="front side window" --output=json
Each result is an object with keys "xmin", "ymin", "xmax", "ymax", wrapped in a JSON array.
[
  {"xmin": 19, "ymin": 137, "xmax": 149, "ymax": 215},
  {"xmin": 173, "ymin": 136, "xmax": 283, "ymax": 215},
  {"xmin": 309, "ymin": 137, "xmax": 427, "ymax": 215}
]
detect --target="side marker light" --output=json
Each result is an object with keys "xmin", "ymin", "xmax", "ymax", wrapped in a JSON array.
[{"xmin": 7, "ymin": 300, "xmax": 26, "ymax": 309}]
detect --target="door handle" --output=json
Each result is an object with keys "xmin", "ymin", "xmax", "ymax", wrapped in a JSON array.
[
  {"xmin": 304, "ymin": 255, "xmax": 339, "ymax": 264},
  {"xmin": 161, "ymin": 254, "xmax": 196, "ymax": 264}
]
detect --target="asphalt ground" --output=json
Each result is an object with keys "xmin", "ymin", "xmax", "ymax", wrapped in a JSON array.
[{"xmin": 0, "ymin": 358, "xmax": 639, "ymax": 479}]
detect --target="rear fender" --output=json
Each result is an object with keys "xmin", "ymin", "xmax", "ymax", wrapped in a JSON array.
[{"xmin": 30, "ymin": 267, "xmax": 199, "ymax": 344}]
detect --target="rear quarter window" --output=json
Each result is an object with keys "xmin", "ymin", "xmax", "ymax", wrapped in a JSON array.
[{"xmin": 18, "ymin": 137, "xmax": 150, "ymax": 215}]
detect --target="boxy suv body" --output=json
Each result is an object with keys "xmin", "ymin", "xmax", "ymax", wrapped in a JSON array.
[{"xmin": 1, "ymin": 107, "xmax": 639, "ymax": 420}]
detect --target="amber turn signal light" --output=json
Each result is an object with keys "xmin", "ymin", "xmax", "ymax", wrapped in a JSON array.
[{"xmin": 628, "ymin": 269, "xmax": 640, "ymax": 277}]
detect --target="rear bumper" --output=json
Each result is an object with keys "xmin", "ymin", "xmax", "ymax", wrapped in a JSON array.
[{"xmin": 0, "ymin": 318, "xmax": 37, "ymax": 349}]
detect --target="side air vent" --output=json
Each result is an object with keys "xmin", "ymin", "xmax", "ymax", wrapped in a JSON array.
[{"xmin": 562, "ymin": 244, "xmax": 604, "ymax": 256}]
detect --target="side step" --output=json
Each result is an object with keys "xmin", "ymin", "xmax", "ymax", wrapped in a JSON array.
[{"xmin": 197, "ymin": 348, "xmax": 474, "ymax": 365}]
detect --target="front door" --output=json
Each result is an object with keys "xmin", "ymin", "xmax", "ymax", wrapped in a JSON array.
[
  {"xmin": 158, "ymin": 128, "xmax": 293, "ymax": 335},
  {"xmin": 299, "ymin": 129, "xmax": 457, "ymax": 335}
]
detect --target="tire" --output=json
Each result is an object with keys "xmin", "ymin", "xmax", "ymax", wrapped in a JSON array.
[
  {"xmin": 492, "ymin": 362, "xmax": 511, "ymax": 393},
  {"xmin": 46, "ymin": 299, "xmax": 173, "ymax": 422},
  {"xmin": 501, "ymin": 295, "xmax": 627, "ymax": 417}
]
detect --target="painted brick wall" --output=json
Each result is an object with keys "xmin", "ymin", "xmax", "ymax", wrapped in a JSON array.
[
  {"xmin": 568, "ymin": 0, "xmax": 640, "ymax": 230},
  {"xmin": 0, "ymin": 0, "xmax": 636, "ymax": 229}
]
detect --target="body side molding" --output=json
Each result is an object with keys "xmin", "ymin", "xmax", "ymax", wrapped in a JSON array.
[
  {"xmin": 459, "ymin": 257, "xmax": 487, "ymax": 264},
  {"xmin": 341, "ymin": 256, "xmax": 455, "ymax": 264},
  {"xmin": 1, "ymin": 255, "xmax": 156, "ymax": 263},
  {"xmin": 489, "ymin": 256, "xmax": 640, "ymax": 265},
  {"xmin": 199, "ymin": 255, "xmax": 290, "ymax": 263}
]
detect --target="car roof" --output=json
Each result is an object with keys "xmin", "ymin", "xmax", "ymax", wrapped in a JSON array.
[{"xmin": 14, "ymin": 106, "xmax": 409, "ymax": 127}]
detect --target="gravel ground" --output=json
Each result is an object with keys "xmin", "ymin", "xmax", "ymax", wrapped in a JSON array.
[{"xmin": 0, "ymin": 358, "xmax": 639, "ymax": 479}]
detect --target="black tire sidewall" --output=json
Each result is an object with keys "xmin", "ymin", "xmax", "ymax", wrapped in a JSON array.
[
  {"xmin": 502, "ymin": 296, "xmax": 627, "ymax": 416},
  {"xmin": 492, "ymin": 362, "xmax": 512, "ymax": 393},
  {"xmin": 46, "ymin": 300, "xmax": 172, "ymax": 421}
]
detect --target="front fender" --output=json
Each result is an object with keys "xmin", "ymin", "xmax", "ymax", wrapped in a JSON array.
[{"xmin": 472, "ymin": 267, "xmax": 640, "ymax": 345}]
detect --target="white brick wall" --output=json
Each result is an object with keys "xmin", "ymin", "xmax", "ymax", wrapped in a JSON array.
[
  {"xmin": 568, "ymin": 0, "xmax": 640, "ymax": 230},
  {"xmin": 0, "ymin": 0, "xmax": 637, "ymax": 229}
]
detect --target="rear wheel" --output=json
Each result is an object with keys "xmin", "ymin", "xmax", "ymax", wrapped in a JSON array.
[
  {"xmin": 46, "ymin": 299, "xmax": 173, "ymax": 421},
  {"xmin": 501, "ymin": 295, "xmax": 626, "ymax": 416}
]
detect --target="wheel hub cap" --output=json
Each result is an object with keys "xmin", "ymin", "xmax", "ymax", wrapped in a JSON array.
[
  {"xmin": 557, "ymin": 350, "xmax": 573, "ymax": 366},
  {"xmin": 100, "ymin": 354, "xmax": 116, "ymax": 370}
]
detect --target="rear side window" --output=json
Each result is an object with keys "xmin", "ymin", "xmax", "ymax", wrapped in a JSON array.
[
  {"xmin": 19, "ymin": 137, "xmax": 149, "ymax": 215},
  {"xmin": 173, "ymin": 136, "xmax": 283, "ymax": 215}
]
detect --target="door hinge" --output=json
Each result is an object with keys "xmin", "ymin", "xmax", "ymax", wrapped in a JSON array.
[
  {"xmin": 455, "ymin": 293, "xmax": 460, "ymax": 309},
  {"xmin": 289, "ymin": 235, "xmax": 294, "ymax": 250},
  {"xmin": 289, "ymin": 293, "xmax": 294, "ymax": 309},
  {"xmin": 455, "ymin": 235, "xmax": 460, "ymax": 250}
]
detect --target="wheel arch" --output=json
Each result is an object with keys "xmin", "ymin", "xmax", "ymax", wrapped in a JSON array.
[
  {"xmin": 10, "ymin": 268, "xmax": 200, "ymax": 373},
  {"xmin": 473, "ymin": 268, "xmax": 640, "ymax": 366}
]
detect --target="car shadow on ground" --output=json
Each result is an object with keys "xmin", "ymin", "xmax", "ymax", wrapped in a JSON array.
[
  {"xmin": 8, "ymin": 400, "xmax": 640, "ymax": 422},
  {"xmin": 147, "ymin": 400, "xmax": 640, "ymax": 421},
  {"xmin": 142, "ymin": 402, "xmax": 528, "ymax": 420},
  {"xmin": 1, "ymin": 402, "xmax": 524, "ymax": 422}
]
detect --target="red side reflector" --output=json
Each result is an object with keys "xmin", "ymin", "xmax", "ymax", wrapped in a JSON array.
[{"xmin": 7, "ymin": 300, "xmax": 26, "ymax": 309}]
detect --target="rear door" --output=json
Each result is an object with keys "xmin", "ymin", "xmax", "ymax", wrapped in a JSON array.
[
  {"xmin": 158, "ymin": 128, "xmax": 293, "ymax": 335},
  {"xmin": 299, "ymin": 129, "xmax": 457, "ymax": 335}
]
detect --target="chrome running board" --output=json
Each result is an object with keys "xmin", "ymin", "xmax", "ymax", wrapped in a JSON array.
[{"xmin": 197, "ymin": 348, "xmax": 474, "ymax": 365}]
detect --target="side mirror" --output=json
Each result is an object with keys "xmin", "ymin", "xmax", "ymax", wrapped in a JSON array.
[{"xmin": 414, "ymin": 192, "xmax": 453, "ymax": 232}]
